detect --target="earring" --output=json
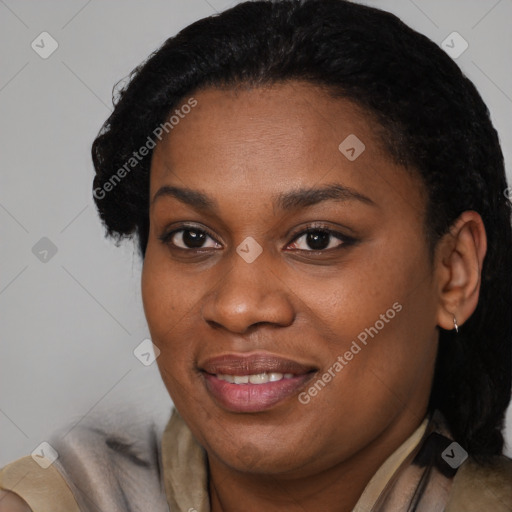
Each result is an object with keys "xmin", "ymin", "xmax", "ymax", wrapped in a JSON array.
[{"xmin": 453, "ymin": 315, "xmax": 459, "ymax": 333}]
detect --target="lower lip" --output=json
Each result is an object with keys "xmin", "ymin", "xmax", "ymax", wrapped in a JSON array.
[{"xmin": 202, "ymin": 373, "xmax": 314, "ymax": 413}]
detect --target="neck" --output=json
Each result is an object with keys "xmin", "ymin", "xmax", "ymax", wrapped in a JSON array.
[{"xmin": 207, "ymin": 411, "xmax": 426, "ymax": 512}]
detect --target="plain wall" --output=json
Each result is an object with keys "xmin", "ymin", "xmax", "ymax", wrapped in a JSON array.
[{"xmin": 1, "ymin": 0, "xmax": 511, "ymax": 466}]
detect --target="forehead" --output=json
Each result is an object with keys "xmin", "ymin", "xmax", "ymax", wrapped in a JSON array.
[
  {"xmin": 153, "ymin": 82, "xmax": 381, "ymax": 174},
  {"xmin": 149, "ymin": 82, "xmax": 425, "ymax": 217}
]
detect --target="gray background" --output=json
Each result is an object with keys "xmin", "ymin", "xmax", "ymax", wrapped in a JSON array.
[{"xmin": 1, "ymin": 0, "xmax": 511, "ymax": 466}]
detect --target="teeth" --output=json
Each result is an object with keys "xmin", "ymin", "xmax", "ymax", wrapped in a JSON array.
[
  {"xmin": 217, "ymin": 372, "xmax": 295, "ymax": 384},
  {"xmin": 249, "ymin": 373, "xmax": 269, "ymax": 384}
]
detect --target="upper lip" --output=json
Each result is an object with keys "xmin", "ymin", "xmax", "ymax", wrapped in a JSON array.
[{"xmin": 200, "ymin": 352, "xmax": 316, "ymax": 376}]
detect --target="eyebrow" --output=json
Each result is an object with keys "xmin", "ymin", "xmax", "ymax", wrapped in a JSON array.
[
  {"xmin": 152, "ymin": 185, "xmax": 216, "ymax": 210},
  {"xmin": 151, "ymin": 183, "xmax": 375, "ymax": 211}
]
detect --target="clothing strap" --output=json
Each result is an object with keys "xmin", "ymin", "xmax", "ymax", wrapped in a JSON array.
[{"xmin": 372, "ymin": 410, "xmax": 460, "ymax": 511}]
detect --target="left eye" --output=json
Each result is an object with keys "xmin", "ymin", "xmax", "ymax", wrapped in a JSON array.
[{"xmin": 288, "ymin": 230, "xmax": 345, "ymax": 251}]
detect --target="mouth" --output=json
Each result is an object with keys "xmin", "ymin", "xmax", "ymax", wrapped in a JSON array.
[
  {"xmin": 199, "ymin": 353, "xmax": 317, "ymax": 412},
  {"xmin": 215, "ymin": 372, "xmax": 296, "ymax": 384}
]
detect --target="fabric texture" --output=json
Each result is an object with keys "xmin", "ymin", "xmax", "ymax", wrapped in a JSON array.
[
  {"xmin": 1, "ymin": 408, "xmax": 511, "ymax": 511},
  {"xmin": 0, "ymin": 456, "xmax": 79, "ymax": 512},
  {"xmin": 0, "ymin": 412, "xmax": 171, "ymax": 512}
]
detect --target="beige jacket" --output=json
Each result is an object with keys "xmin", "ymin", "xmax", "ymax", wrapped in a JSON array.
[{"xmin": 1, "ymin": 409, "xmax": 511, "ymax": 511}]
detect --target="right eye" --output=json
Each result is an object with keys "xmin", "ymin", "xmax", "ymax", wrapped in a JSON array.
[{"xmin": 159, "ymin": 226, "xmax": 222, "ymax": 250}]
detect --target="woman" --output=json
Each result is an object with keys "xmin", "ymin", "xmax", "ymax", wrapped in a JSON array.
[{"xmin": 1, "ymin": 0, "xmax": 511, "ymax": 510}]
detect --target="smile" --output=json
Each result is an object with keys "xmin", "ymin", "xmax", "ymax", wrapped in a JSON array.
[
  {"xmin": 215, "ymin": 372, "xmax": 295, "ymax": 384},
  {"xmin": 199, "ymin": 352, "xmax": 317, "ymax": 412}
]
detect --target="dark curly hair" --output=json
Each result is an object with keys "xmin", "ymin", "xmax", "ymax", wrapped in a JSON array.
[{"xmin": 91, "ymin": 0, "xmax": 512, "ymax": 460}]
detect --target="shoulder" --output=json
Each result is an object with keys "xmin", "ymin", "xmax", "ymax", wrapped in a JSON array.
[
  {"xmin": 0, "ymin": 455, "xmax": 78, "ymax": 512},
  {"xmin": 0, "ymin": 409, "xmax": 171, "ymax": 511},
  {"xmin": 446, "ymin": 455, "xmax": 512, "ymax": 511}
]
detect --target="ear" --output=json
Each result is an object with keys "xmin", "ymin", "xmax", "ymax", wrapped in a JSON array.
[{"xmin": 435, "ymin": 211, "xmax": 487, "ymax": 331}]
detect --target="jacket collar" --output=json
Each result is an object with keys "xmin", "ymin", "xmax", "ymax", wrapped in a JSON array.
[{"xmin": 161, "ymin": 409, "xmax": 434, "ymax": 512}]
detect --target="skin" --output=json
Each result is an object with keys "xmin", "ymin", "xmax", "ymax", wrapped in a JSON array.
[{"xmin": 141, "ymin": 82, "xmax": 486, "ymax": 512}]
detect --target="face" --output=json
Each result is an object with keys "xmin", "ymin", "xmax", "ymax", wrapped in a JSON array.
[{"xmin": 142, "ymin": 82, "xmax": 440, "ymax": 477}]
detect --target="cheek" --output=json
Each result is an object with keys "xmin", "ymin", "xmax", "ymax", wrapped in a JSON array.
[
  {"xmin": 141, "ymin": 253, "xmax": 173, "ymax": 336},
  {"xmin": 294, "ymin": 237, "xmax": 436, "ymax": 392},
  {"xmin": 141, "ymin": 243, "xmax": 199, "ymax": 336},
  {"xmin": 141, "ymin": 242, "xmax": 218, "ymax": 389},
  {"xmin": 141, "ymin": 248, "xmax": 198, "ymax": 402},
  {"xmin": 288, "ymin": 244, "xmax": 412, "ymax": 338},
  {"xmin": 141, "ymin": 250, "xmax": 192, "ymax": 382}
]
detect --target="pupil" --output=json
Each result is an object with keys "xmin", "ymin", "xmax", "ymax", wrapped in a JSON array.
[
  {"xmin": 183, "ymin": 230, "xmax": 206, "ymax": 248},
  {"xmin": 307, "ymin": 231, "xmax": 329, "ymax": 250}
]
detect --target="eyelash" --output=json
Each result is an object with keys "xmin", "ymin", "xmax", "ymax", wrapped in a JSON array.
[{"xmin": 158, "ymin": 223, "xmax": 356, "ymax": 254}]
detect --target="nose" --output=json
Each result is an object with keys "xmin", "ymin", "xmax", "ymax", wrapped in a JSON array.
[{"xmin": 201, "ymin": 250, "xmax": 295, "ymax": 334}]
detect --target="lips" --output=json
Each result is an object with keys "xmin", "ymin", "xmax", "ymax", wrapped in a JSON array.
[
  {"xmin": 201, "ymin": 353, "xmax": 314, "ymax": 376},
  {"xmin": 199, "ymin": 353, "xmax": 317, "ymax": 412}
]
